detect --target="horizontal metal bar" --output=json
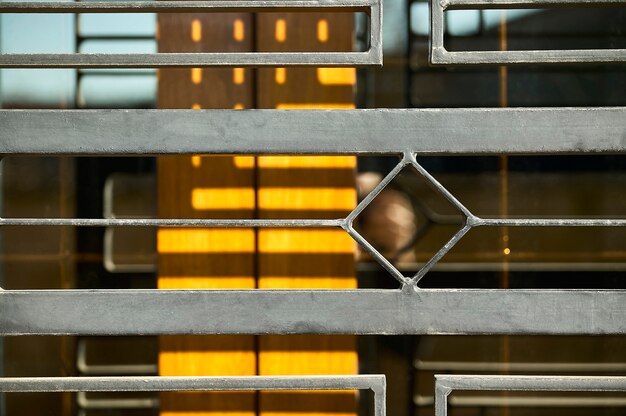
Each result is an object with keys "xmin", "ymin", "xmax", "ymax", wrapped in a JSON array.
[
  {"xmin": 1, "ymin": 289, "xmax": 624, "ymax": 335},
  {"xmin": 0, "ymin": 375, "xmax": 384, "ymax": 392},
  {"xmin": 435, "ymin": 375, "xmax": 626, "ymax": 416},
  {"xmin": 436, "ymin": 375, "xmax": 626, "ymax": 392},
  {"xmin": 475, "ymin": 217, "xmax": 626, "ymax": 227},
  {"xmin": 432, "ymin": 50, "xmax": 626, "ymax": 65},
  {"xmin": 430, "ymin": 0, "xmax": 626, "ymax": 65},
  {"xmin": 444, "ymin": 0, "xmax": 625, "ymax": 10},
  {"xmin": 0, "ymin": 0, "xmax": 381, "ymax": 68},
  {"xmin": 0, "ymin": 52, "xmax": 377, "ymax": 68},
  {"xmin": 0, "ymin": 0, "xmax": 374, "ymax": 13},
  {"xmin": 415, "ymin": 360, "xmax": 626, "ymax": 372},
  {"xmin": 0, "ymin": 218, "xmax": 344, "ymax": 228},
  {"xmin": 2, "ymin": 108, "xmax": 625, "ymax": 155},
  {"xmin": 449, "ymin": 396, "xmax": 626, "ymax": 407},
  {"xmin": 2, "ymin": 375, "xmax": 386, "ymax": 416},
  {"xmin": 417, "ymin": 394, "xmax": 626, "ymax": 407}
]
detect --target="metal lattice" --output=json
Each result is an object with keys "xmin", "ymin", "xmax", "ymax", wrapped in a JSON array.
[{"xmin": 1, "ymin": 0, "xmax": 626, "ymax": 414}]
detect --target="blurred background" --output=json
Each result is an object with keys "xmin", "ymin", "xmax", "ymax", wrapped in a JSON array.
[{"xmin": 1, "ymin": 0, "xmax": 625, "ymax": 415}]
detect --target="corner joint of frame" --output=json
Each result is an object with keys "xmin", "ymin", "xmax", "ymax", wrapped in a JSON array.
[
  {"xmin": 429, "ymin": 47, "xmax": 448, "ymax": 65},
  {"xmin": 465, "ymin": 214, "xmax": 480, "ymax": 227},
  {"xmin": 401, "ymin": 151, "xmax": 415, "ymax": 164},
  {"xmin": 434, "ymin": 378, "xmax": 453, "ymax": 397},
  {"xmin": 401, "ymin": 282, "xmax": 421, "ymax": 295}
]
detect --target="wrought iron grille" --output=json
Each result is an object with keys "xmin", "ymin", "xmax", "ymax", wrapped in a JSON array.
[
  {"xmin": 0, "ymin": 0, "xmax": 625, "ymax": 414},
  {"xmin": 1, "ymin": 108, "xmax": 625, "ymax": 335}
]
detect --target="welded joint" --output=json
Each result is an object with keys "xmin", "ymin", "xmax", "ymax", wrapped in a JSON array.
[{"xmin": 434, "ymin": 378, "xmax": 453, "ymax": 416}]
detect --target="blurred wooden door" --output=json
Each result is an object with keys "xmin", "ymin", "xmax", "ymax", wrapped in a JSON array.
[
  {"xmin": 157, "ymin": 11, "xmax": 257, "ymax": 416},
  {"xmin": 157, "ymin": 10, "xmax": 357, "ymax": 416}
]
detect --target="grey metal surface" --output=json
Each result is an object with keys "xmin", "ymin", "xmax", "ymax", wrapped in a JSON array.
[
  {"xmin": 0, "ymin": 374, "xmax": 384, "ymax": 392},
  {"xmin": 429, "ymin": 0, "xmax": 626, "ymax": 65},
  {"xmin": 0, "ymin": 375, "xmax": 386, "ymax": 416},
  {"xmin": 0, "ymin": 0, "xmax": 382, "ymax": 68},
  {"xmin": 2, "ymin": 107, "xmax": 626, "ymax": 155},
  {"xmin": 417, "ymin": 394, "xmax": 626, "ymax": 408},
  {"xmin": 1, "ymin": 0, "xmax": 373, "ymax": 13},
  {"xmin": 1, "ymin": 288, "xmax": 625, "ymax": 335},
  {"xmin": 415, "ymin": 360, "xmax": 626, "ymax": 372},
  {"xmin": 435, "ymin": 375, "xmax": 626, "ymax": 416}
]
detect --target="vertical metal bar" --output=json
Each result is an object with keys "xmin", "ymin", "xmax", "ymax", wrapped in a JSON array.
[
  {"xmin": 429, "ymin": 0, "xmax": 445, "ymax": 63},
  {"xmin": 0, "ymin": 157, "xmax": 4, "ymax": 416},
  {"xmin": 0, "ymin": 11, "xmax": 5, "ymax": 407},
  {"xmin": 369, "ymin": 0, "xmax": 383, "ymax": 64},
  {"xmin": 434, "ymin": 381, "xmax": 450, "ymax": 416},
  {"xmin": 373, "ymin": 379, "xmax": 387, "ymax": 416}
]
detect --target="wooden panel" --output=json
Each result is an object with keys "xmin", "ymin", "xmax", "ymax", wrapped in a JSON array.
[
  {"xmin": 256, "ymin": 12, "xmax": 358, "ymax": 416},
  {"xmin": 157, "ymin": 12, "xmax": 256, "ymax": 416}
]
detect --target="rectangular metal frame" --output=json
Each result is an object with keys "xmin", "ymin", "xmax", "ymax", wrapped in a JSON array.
[
  {"xmin": 429, "ymin": 0, "xmax": 626, "ymax": 65},
  {"xmin": 1, "ymin": 106, "xmax": 626, "ymax": 336},
  {"xmin": 0, "ymin": 374, "xmax": 386, "ymax": 416},
  {"xmin": 2, "ymin": 107, "xmax": 625, "ymax": 155},
  {"xmin": 0, "ymin": 0, "xmax": 382, "ymax": 67},
  {"xmin": 435, "ymin": 375, "xmax": 626, "ymax": 416}
]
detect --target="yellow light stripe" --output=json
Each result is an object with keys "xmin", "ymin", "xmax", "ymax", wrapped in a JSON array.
[
  {"xmin": 159, "ymin": 277, "xmax": 256, "ymax": 289},
  {"xmin": 233, "ymin": 68, "xmax": 245, "ymax": 85},
  {"xmin": 234, "ymin": 103, "xmax": 245, "ymax": 109},
  {"xmin": 158, "ymin": 229, "xmax": 255, "ymax": 253},
  {"xmin": 192, "ymin": 188, "xmax": 256, "ymax": 210},
  {"xmin": 191, "ymin": 19, "xmax": 202, "ymax": 42},
  {"xmin": 276, "ymin": 103, "xmax": 355, "ymax": 109},
  {"xmin": 233, "ymin": 156, "xmax": 255, "ymax": 168},
  {"xmin": 191, "ymin": 103, "xmax": 201, "ymax": 110},
  {"xmin": 258, "ymin": 229, "xmax": 354, "ymax": 253},
  {"xmin": 317, "ymin": 19, "xmax": 329, "ymax": 42},
  {"xmin": 275, "ymin": 18, "xmax": 286, "ymax": 42},
  {"xmin": 191, "ymin": 156, "xmax": 202, "ymax": 167},
  {"xmin": 317, "ymin": 68, "xmax": 355, "ymax": 86},
  {"xmin": 191, "ymin": 67, "xmax": 202, "ymax": 84},
  {"xmin": 258, "ymin": 188, "xmax": 356, "ymax": 211},
  {"xmin": 275, "ymin": 67, "xmax": 286, "ymax": 84},
  {"xmin": 259, "ymin": 351, "xmax": 357, "ymax": 369},
  {"xmin": 258, "ymin": 156, "xmax": 355, "ymax": 169},
  {"xmin": 233, "ymin": 18, "xmax": 245, "ymax": 42}
]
